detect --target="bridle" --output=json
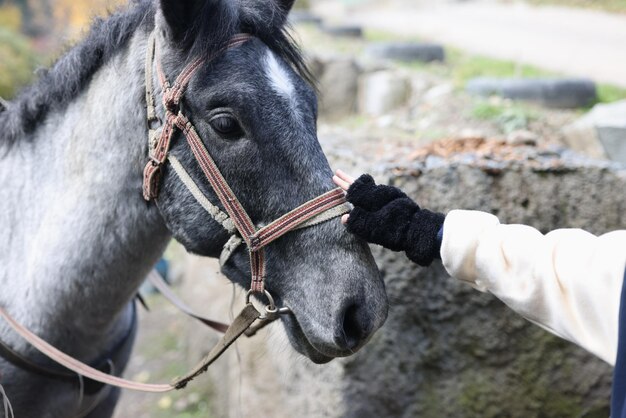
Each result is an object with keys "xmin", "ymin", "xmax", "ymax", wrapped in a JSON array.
[
  {"xmin": 0, "ymin": 31, "xmax": 349, "ymax": 397},
  {"xmin": 142, "ymin": 31, "xmax": 349, "ymax": 308}
]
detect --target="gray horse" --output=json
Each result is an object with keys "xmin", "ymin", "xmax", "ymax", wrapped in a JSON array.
[{"xmin": 0, "ymin": 0, "xmax": 388, "ymax": 416}]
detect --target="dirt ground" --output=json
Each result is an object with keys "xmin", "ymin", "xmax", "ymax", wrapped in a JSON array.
[{"xmin": 113, "ymin": 295, "xmax": 217, "ymax": 418}]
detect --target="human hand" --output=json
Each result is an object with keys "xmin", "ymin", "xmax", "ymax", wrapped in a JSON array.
[
  {"xmin": 333, "ymin": 170, "xmax": 445, "ymax": 266},
  {"xmin": 332, "ymin": 169, "xmax": 356, "ymax": 224}
]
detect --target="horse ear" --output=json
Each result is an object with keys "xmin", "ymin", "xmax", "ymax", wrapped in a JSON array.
[{"xmin": 158, "ymin": 0, "xmax": 208, "ymax": 41}]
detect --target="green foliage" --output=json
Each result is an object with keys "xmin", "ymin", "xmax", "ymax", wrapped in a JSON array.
[
  {"xmin": 526, "ymin": 0, "xmax": 626, "ymax": 13},
  {"xmin": 364, "ymin": 28, "xmax": 407, "ymax": 43},
  {"xmin": 446, "ymin": 48, "xmax": 553, "ymax": 87},
  {"xmin": 0, "ymin": 26, "xmax": 39, "ymax": 98},
  {"xmin": 293, "ymin": 0, "xmax": 310, "ymax": 10},
  {"xmin": 154, "ymin": 392, "xmax": 214, "ymax": 418},
  {"xmin": 370, "ymin": 35, "xmax": 556, "ymax": 88},
  {"xmin": 451, "ymin": 50, "xmax": 626, "ymax": 106},
  {"xmin": 139, "ymin": 295, "xmax": 216, "ymax": 418},
  {"xmin": 0, "ymin": 4, "xmax": 22, "ymax": 31},
  {"xmin": 597, "ymin": 83, "xmax": 626, "ymax": 104},
  {"xmin": 454, "ymin": 331, "xmax": 609, "ymax": 417},
  {"xmin": 472, "ymin": 100, "xmax": 538, "ymax": 133},
  {"xmin": 361, "ymin": 29, "xmax": 626, "ymax": 106},
  {"xmin": 471, "ymin": 102, "xmax": 505, "ymax": 120}
]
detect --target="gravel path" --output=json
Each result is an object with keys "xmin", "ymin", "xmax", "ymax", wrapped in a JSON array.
[{"xmin": 313, "ymin": 0, "xmax": 626, "ymax": 87}]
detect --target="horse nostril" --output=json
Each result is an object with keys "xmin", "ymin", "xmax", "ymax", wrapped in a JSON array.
[{"xmin": 341, "ymin": 303, "xmax": 367, "ymax": 351}]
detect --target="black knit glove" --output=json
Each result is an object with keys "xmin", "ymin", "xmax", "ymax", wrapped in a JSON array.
[{"xmin": 345, "ymin": 174, "xmax": 445, "ymax": 266}]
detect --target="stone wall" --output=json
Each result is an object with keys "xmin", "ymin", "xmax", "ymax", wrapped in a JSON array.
[{"xmin": 180, "ymin": 139, "xmax": 625, "ymax": 418}]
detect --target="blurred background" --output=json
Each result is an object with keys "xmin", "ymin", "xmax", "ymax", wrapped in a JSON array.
[
  {"xmin": 2, "ymin": 0, "xmax": 626, "ymax": 417},
  {"xmin": 0, "ymin": 0, "xmax": 126, "ymax": 98}
]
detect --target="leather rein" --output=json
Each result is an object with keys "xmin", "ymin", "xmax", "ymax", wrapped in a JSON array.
[{"xmin": 0, "ymin": 32, "xmax": 349, "ymax": 394}]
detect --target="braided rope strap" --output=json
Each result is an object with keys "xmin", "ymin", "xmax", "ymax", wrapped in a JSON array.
[
  {"xmin": 166, "ymin": 161, "xmax": 350, "ymax": 267},
  {"xmin": 142, "ymin": 33, "xmax": 252, "ymax": 201},
  {"xmin": 173, "ymin": 113, "xmax": 349, "ymax": 293},
  {"xmin": 250, "ymin": 188, "xmax": 348, "ymax": 251}
]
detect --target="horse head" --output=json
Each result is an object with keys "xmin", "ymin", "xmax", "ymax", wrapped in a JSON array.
[{"xmin": 151, "ymin": 0, "xmax": 388, "ymax": 363}]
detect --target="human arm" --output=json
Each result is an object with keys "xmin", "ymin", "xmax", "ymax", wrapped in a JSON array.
[
  {"xmin": 442, "ymin": 209, "xmax": 626, "ymax": 365},
  {"xmin": 334, "ymin": 170, "xmax": 626, "ymax": 364}
]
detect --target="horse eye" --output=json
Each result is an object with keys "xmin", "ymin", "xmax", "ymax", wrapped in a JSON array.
[{"xmin": 209, "ymin": 115, "xmax": 243, "ymax": 139}]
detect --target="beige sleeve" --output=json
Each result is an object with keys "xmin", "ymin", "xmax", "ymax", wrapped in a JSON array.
[{"xmin": 441, "ymin": 209, "xmax": 626, "ymax": 365}]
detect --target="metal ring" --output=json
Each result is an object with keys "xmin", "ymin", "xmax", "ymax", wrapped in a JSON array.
[
  {"xmin": 245, "ymin": 289, "xmax": 276, "ymax": 311},
  {"xmin": 261, "ymin": 305, "xmax": 279, "ymax": 321}
]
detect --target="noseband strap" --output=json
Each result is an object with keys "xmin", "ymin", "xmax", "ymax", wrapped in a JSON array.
[{"xmin": 143, "ymin": 32, "xmax": 350, "ymax": 294}]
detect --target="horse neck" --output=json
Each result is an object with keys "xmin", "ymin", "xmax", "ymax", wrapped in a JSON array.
[{"xmin": 0, "ymin": 30, "xmax": 170, "ymax": 355}]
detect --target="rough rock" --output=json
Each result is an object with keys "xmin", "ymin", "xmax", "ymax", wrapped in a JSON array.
[
  {"xmin": 182, "ymin": 138, "xmax": 624, "ymax": 418},
  {"xmin": 600, "ymin": 127, "xmax": 626, "ymax": 165},
  {"xmin": 366, "ymin": 42, "xmax": 445, "ymax": 63},
  {"xmin": 356, "ymin": 58, "xmax": 393, "ymax": 75},
  {"xmin": 311, "ymin": 56, "xmax": 361, "ymax": 120},
  {"xmin": 422, "ymin": 83, "xmax": 454, "ymax": 104},
  {"xmin": 358, "ymin": 70, "xmax": 411, "ymax": 116},
  {"xmin": 563, "ymin": 100, "xmax": 626, "ymax": 162},
  {"xmin": 466, "ymin": 77, "xmax": 598, "ymax": 109}
]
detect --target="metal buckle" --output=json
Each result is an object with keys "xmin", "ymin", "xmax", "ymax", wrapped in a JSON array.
[
  {"xmin": 246, "ymin": 289, "xmax": 275, "ymax": 310},
  {"xmin": 245, "ymin": 290, "xmax": 291, "ymax": 320}
]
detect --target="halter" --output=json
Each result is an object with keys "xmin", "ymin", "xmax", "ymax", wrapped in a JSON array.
[
  {"xmin": 142, "ymin": 32, "xmax": 350, "ymax": 301},
  {"xmin": 0, "ymin": 31, "xmax": 350, "ymax": 398}
]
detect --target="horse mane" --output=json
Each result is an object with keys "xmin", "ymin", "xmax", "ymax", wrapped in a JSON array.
[{"xmin": 0, "ymin": 0, "xmax": 313, "ymax": 148}]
